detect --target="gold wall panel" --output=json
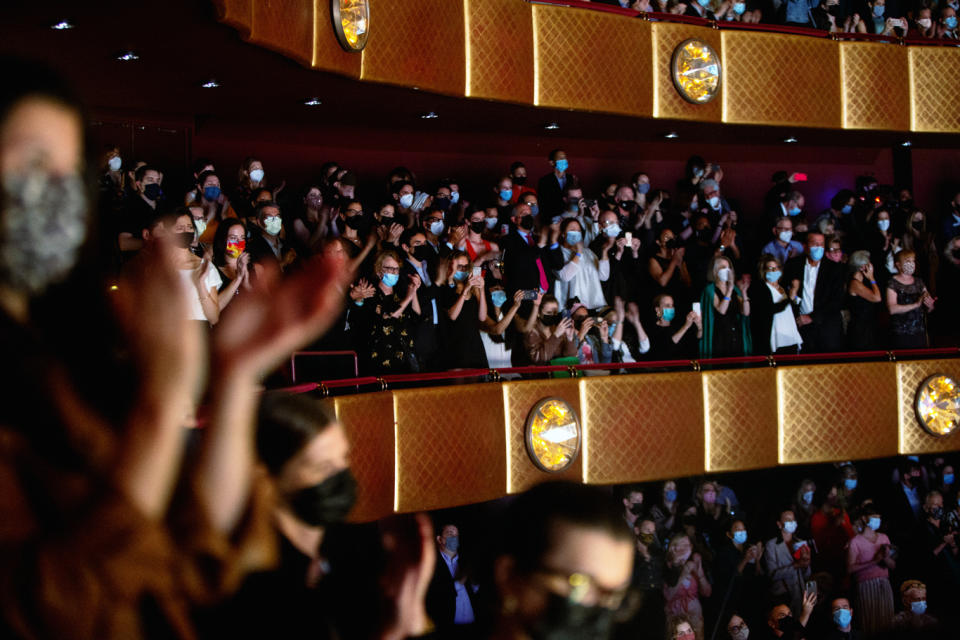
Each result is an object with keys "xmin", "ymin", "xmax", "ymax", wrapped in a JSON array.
[
  {"xmin": 778, "ymin": 363, "xmax": 898, "ymax": 464},
  {"xmin": 841, "ymin": 42, "xmax": 910, "ymax": 131},
  {"xmin": 312, "ymin": 0, "xmax": 363, "ymax": 78},
  {"xmin": 466, "ymin": 0, "xmax": 534, "ymax": 103},
  {"xmin": 652, "ymin": 22, "xmax": 722, "ymax": 122},
  {"xmin": 897, "ymin": 359, "xmax": 960, "ymax": 455},
  {"xmin": 332, "ymin": 392, "xmax": 395, "ymax": 523},
  {"xmin": 910, "ymin": 47, "xmax": 960, "ymax": 133},
  {"xmin": 580, "ymin": 373, "xmax": 704, "ymax": 485},
  {"xmin": 533, "ymin": 4, "xmax": 653, "ymax": 117},
  {"xmin": 704, "ymin": 368, "xmax": 778, "ymax": 473},
  {"xmin": 360, "ymin": 0, "xmax": 466, "ymax": 96},
  {"xmin": 214, "ymin": 0, "xmax": 252, "ymax": 36},
  {"xmin": 249, "ymin": 0, "xmax": 314, "ymax": 68},
  {"xmin": 393, "ymin": 384, "xmax": 505, "ymax": 512},
  {"xmin": 503, "ymin": 379, "xmax": 584, "ymax": 494},
  {"xmin": 721, "ymin": 30, "xmax": 841, "ymax": 129}
]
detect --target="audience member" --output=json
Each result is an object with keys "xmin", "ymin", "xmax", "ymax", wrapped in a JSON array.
[
  {"xmin": 785, "ymin": 232, "xmax": 845, "ymax": 352},
  {"xmin": 846, "ymin": 503, "xmax": 895, "ymax": 634},
  {"xmin": 886, "ymin": 250, "xmax": 935, "ymax": 348},
  {"xmin": 764, "ymin": 510, "xmax": 811, "ymax": 617},
  {"xmin": 699, "ymin": 255, "xmax": 752, "ymax": 357}
]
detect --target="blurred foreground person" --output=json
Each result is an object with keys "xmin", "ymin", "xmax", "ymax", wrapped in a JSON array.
[
  {"xmin": 490, "ymin": 481, "xmax": 634, "ymax": 640},
  {"xmin": 0, "ymin": 59, "xmax": 353, "ymax": 639}
]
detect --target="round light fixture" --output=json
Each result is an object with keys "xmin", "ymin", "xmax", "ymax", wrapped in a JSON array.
[
  {"xmin": 332, "ymin": 0, "xmax": 370, "ymax": 52},
  {"xmin": 914, "ymin": 374, "xmax": 960, "ymax": 437},
  {"xmin": 524, "ymin": 398, "xmax": 581, "ymax": 472},
  {"xmin": 671, "ymin": 39, "xmax": 721, "ymax": 105}
]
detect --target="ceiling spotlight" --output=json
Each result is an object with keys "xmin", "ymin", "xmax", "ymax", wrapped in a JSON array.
[
  {"xmin": 420, "ymin": 111, "xmax": 439, "ymax": 119},
  {"xmin": 51, "ymin": 20, "xmax": 74, "ymax": 30},
  {"xmin": 201, "ymin": 80, "xmax": 220, "ymax": 89},
  {"xmin": 117, "ymin": 51, "xmax": 140, "ymax": 62},
  {"xmin": 901, "ymin": 141, "xmax": 913, "ymax": 147},
  {"xmin": 544, "ymin": 122, "xmax": 560, "ymax": 130},
  {"xmin": 784, "ymin": 136, "xmax": 798, "ymax": 143},
  {"xmin": 304, "ymin": 98, "xmax": 322, "ymax": 106},
  {"xmin": 664, "ymin": 132, "xmax": 679, "ymax": 139}
]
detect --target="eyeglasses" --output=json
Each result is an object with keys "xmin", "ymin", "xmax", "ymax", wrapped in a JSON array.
[
  {"xmin": 381, "ymin": 266, "xmax": 400, "ymax": 274},
  {"xmin": 534, "ymin": 566, "xmax": 629, "ymax": 610},
  {"xmin": 728, "ymin": 624, "xmax": 748, "ymax": 635}
]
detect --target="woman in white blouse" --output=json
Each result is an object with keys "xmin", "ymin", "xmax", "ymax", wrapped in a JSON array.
[
  {"xmin": 553, "ymin": 218, "xmax": 610, "ymax": 310},
  {"xmin": 169, "ymin": 210, "xmax": 221, "ymax": 325},
  {"xmin": 748, "ymin": 254, "xmax": 801, "ymax": 355}
]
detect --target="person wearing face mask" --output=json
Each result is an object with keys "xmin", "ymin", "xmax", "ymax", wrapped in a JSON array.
[
  {"xmin": 480, "ymin": 284, "xmax": 526, "ymax": 373},
  {"xmin": 810, "ymin": 484, "xmax": 855, "ymax": 583},
  {"xmin": 699, "ymin": 256, "xmax": 752, "ymax": 358},
  {"xmin": 190, "ymin": 170, "xmax": 236, "ymax": 245},
  {"xmin": 909, "ymin": 7, "xmax": 937, "ymax": 38},
  {"xmin": 649, "ymin": 229, "xmax": 693, "ymax": 315},
  {"xmin": 212, "ymin": 219, "xmax": 253, "ymax": 310},
  {"xmin": 291, "ymin": 184, "xmax": 329, "ymax": 254},
  {"xmin": 865, "ymin": 208, "xmax": 895, "ymax": 283},
  {"xmin": 764, "ymin": 510, "xmax": 811, "ymax": 618},
  {"xmin": 437, "ymin": 251, "xmax": 489, "ymax": 370},
  {"xmin": 846, "ymin": 505, "xmax": 895, "ymax": 634},
  {"xmin": 393, "ymin": 180, "xmax": 418, "ymax": 218},
  {"xmin": 784, "ymin": 232, "xmax": 845, "ymax": 353},
  {"xmin": 886, "ymin": 249, "xmax": 934, "ymax": 348},
  {"xmin": 590, "ymin": 210, "xmax": 636, "ymax": 304},
  {"xmin": 426, "ymin": 524, "xmax": 479, "ymax": 634},
  {"xmin": 898, "ymin": 209, "xmax": 937, "ymax": 289},
  {"xmin": 648, "ymin": 294, "xmax": 701, "ymax": 360},
  {"xmin": 824, "ymin": 597, "xmax": 859, "ymax": 640},
  {"xmin": 234, "ymin": 156, "xmax": 268, "ymax": 219},
  {"xmin": 117, "ymin": 163, "xmax": 164, "ymax": 258},
  {"xmin": 762, "ymin": 217, "xmax": 804, "ymax": 268},
  {"xmin": 507, "ymin": 161, "xmax": 537, "ymax": 204},
  {"xmin": 247, "ymin": 200, "xmax": 297, "ymax": 272},
  {"xmin": 500, "ymin": 203, "xmax": 563, "ymax": 308},
  {"xmin": 714, "ymin": 521, "xmax": 765, "ymax": 632},
  {"xmin": 98, "ymin": 146, "xmax": 126, "ymax": 244},
  {"xmin": 623, "ymin": 518, "xmax": 666, "ymax": 640},
  {"xmin": 891, "ymin": 580, "xmax": 940, "ymax": 631},
  {"xmin": 663, "ymin": 534, "xmax": 712, "ymax": 639},
  {"xmin": 536, "ymin": 149, "xmax": 573, "ymax": 220},
  {"xmin": 749, "ymin": 254, "xmax": 802, "ymax": 356},
  {"xmin": 396, "ymin": 229, "xmax": 443, "ymax": 372},
  {"xmin": 523, "ymin": 294, "xmax": 577, "ymax": 364},
  {"xmin": 159, "ymin": 209, "xmax": 221, "ymax": 325},
  {"xmin": 938, "ymin": 6, "xmax": 959, "ymax": 38},
  {"xmin": 845, "ymin": 250, "xmax": 882, "ymax": 351},
  {"xmin": 554, "ymin": 218, "xmax": 609, "ymax": 311},
  {"xmin": 726, "ymin": 613, "xmax": 751, "ymax": 640},
  {"xmin": 793, "ymin": 480, "xmax": 818, "ymax": 538},
  {"xmin": 917, "ymin": 491, "xmax": 960, "ymax": 613},
  {"xmin": 458, "ymin": 209, "xmax": 501, "ymax": 266}
]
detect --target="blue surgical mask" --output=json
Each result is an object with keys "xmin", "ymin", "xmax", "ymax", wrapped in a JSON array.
[
  {"xmin": 555, "ymin": 158, "xmax": 569, "ymax": 173},
  {"xmin": 444, "ymin": 536, "xmax": 460, "ymax": 553},
  {"xmin": 399, "ymin": 193, "xmax": 415, "ymax": 209},
  {"xmin": 485, "ymin": 217, "xmax": 498, "ymax": 229},
  {"xmin": 765, "ymin": 270, "xmax": 782, "ymax": 283},
  {"xmin": 944, "ymin": 473, "xmax": 954, "ymax": 485},
  {"xmin": 566, "ymin": 231, "xmax": 582, "ymax": 245},
  {"xmin": 867, "ymin": 516, "xmax": 881, "ymax": 531},
  {"xmin": 637, "ymin": 183, "xmax": 651, "ymax": 195},
  {"xmin": 783, "ymin": 520, "xmax": 798, "ymax": 534},
  {"xmin": 661, "ymin": 308, "xmax": 675, "ymax": 322},
  {"xmin": 778, "ymin": 230, "xmax": 793, "ymax": 243},
  {"xmin": 491, "ymin": 290, "xmax": 507, "ymax": 308},
  {"xmin": 607, "ymin": 322, "xmax": 617, "ymax": 338},
  {"xmin": 733, "ymin": 1, "xmax": 746, "ymax": 13},
  {"xmin": 450, "ymin": 191, "xmax": 460, "ymax": 204},
  {"xmin": 788, "ymin": 206, "xmax": 802, "ymax": 216},
  {"xmin": 453, "ymin": 270, "xmax": 469, "ymax": 282},
  {"xmin": 802, "ymin": 490, "xmax": 814, "ymax": 504},
  {"xmin": 604, "ymin": 223, "xmax": 622, "ymax": 238},
  {"xmin": 877, "ymin": 219, "xmax": 890, "ymax": 231},
  {"xmin": 733, "ymin": 530, "xmax": 748, "ymax": 544},
  {"xmin": 948, "ymin": 15, "xmax": 959, "ymax": 28},
  {"xmin": 911, "ymin": 600, "xmax": 927, "ymax": 615},
  {"xmin": 809, "ymin": 246, "xmax": 825, "ymax": 261},
  {"xmin": 845, "ymin": 478, "xmax": 858, "ymax": 491},
  {"xmin": 665, "ymin": 489, "xmax": 678, "ymax": 502},
  {"xmin": 841, "ymin": 204, "xmax": 853, "ymax": 214},
  {"xmin": 500, "ymin": 189, "xmax": 513, "ymax": 201},
  {"xmin": 203, "ymin": 186, "xmax": 221, "ymax": 201},
  {"xmin": 873, "ymin": 4, "xmax": 885, "ymax": 17},
  {"xmin": 530, "ymin": 204, "xmax": 539, "ymax": 216},
  {"xmin": 698, "ymin": 0, "xmax": 710, "ymax": 6},
  {"xmin": 690, "ymin": 200, "xmax": 699, "ymax": 211},
  {"xmin": 381, "ymin": 272, "xmax": 399, "ymax": 288},
  {"xmin": 430, "ymin": 220, "xmax": 445, "ymax": 236},
  {"xmin": 833, "ymin": 608, "xmax": 852, "ymax": 628}
]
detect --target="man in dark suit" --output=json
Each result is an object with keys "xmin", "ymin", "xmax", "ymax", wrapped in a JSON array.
[
  {"xmin": 425, "ymin": 524, "xmax": 478, "ymax": 636},
  {"xmin": 499, "ymin": 202, "xmax": 563, "ymax": 303},
  {"xmin": 398, "ymin": 228, "xmax": 443, "ymax": 372},
  {"xmin": 784, "ymin": 232, "xmax": 844, "ymax": 353},
  {"xmin": 536, "ymin": 149, "xmax": 572, "ymax": 220}
]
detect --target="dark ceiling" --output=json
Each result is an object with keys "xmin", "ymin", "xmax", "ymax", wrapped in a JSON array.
[{"xmin": 1, "ymin": 0, "xmax": 957, "ymax": 150}]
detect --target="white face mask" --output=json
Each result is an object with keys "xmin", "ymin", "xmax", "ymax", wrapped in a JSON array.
[
  {"xmin": 193, "ymin": 218, "xmax": 207, "ymax": 240},
  {"xmin": 399, "ymin": 193, "xmax": 414, "ymax": 209},
  {"xmin": 782, "ymin": 520, "xmax": 798, "ymax": 534},
  {"xmin": 877, "ymin": 219, "xmax": 890, "ymax": 232},
  {"xmin": 918, "ymin": 17, "xmax": 932, "ymax": 28},
  {"xmin": 450, "ymin": 191, "xmax": 460, "ymax": 204},
  {"xmin": 717, "ymin": 267, "xmax": 731, "ymax": 282},
  {"xmin": 900, "ymin": 261, "xmax": 916, "ymax": 275},
  {"xmin": 708, "ymin": 195, "xmax": 721, "ymax": 209},
  {"xmin": 108, "ymin": 156, "xmax": 122, "ymax": 172},
  {"xmin": 249, "ymin": 168, "xmax": 265, "ymax": 184},
  {"xmin": 779, "ymin": 230, "xmax": 793, "ymax": 243},
  {"xmin": 429, "ymin": 220, "xmax": 445, "ymax": 236},
  {"xmin": 264, "ymin": 216, "xmax": 282, "ymax": 236}
]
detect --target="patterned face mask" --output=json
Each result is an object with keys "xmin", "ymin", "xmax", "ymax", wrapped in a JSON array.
[{"xmin": 0, "ymin": 167, "xmax": 88, "ymax": 296}]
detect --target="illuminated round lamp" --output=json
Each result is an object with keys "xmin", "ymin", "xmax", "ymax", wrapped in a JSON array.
[
  {"xmin": 525, "ymin": 398, "xmax": 581, "ymax": 472},
  {"xmin": 914, "ymin": 374, "xmax": 960, "ymax": 437},
  {"xmin": 671, "ymin": 39, "xmax": 722, "ymax": 105},
  {"xmin": 332, "ymin": 0, "xmax": 370, "ymax": 52}
]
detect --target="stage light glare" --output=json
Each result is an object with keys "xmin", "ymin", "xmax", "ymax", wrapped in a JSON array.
[
  {"xmin": 525, "ymin": 398, "xmax": 581, "ymax": 472},
  {"xmin": 671, "ymin": 39, "xmax": 721, "ymax": 104},
  {"xmin": 333, "ymin": 0, "xmax": 370, "ymax": 52},
  {"xmin": 915, "ymin": 375, "xmax": 960, "ymax": 437}
]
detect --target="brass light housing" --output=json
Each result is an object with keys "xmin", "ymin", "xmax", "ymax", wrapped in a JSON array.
[
  {"xmin": 332, "ymin": 0, "xmax": 370, "ymax": 52},
  {"xmin": 525, "ymin": 398, "xmax": 581, "ymax": 472},
  {"xmin": 914, "ymin": 374, "xmax": 960, "ymax": 437},
  {"xmin": 671, "ymin": 38, "xmax": 721, "ymax": 104}
]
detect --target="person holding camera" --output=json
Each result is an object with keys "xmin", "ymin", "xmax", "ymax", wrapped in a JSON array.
[
  {"xmin": 649, "ymin": 228, "xmax": 692, "ymax": 314},
  {"xmin": 522, "ymin": 294, "xmax": 578, "ymax": 365}
]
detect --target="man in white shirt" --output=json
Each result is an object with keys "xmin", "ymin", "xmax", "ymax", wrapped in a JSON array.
[{"xmin": 784, "ymin": 232, "xmax": 844, "ymax": 352}]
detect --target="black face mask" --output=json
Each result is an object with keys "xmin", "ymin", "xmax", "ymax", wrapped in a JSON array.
[
  {"xmin": 513, "ymin": 175, "xmax": 527, "ymax": 186},
  {"xmin": 573, "ymin": 316, "xmax": 587, "ymax": 330},
  {"xmin": 541, "ymin": 314, "xmax": 562, "ymax": 327},
  {"xmin": 912, "ymin": 220, "xmax": 924, "ymax": 232},
  {"xmin": 629, "ymin": 503, "xmax": 645, "ymax": 516},
  {"xmin": 518, "ymin": 215, "xmax": 536, "ymax": 231},
  {"xmin": 777, "ymin": 616, "xmax": 802, "ymax": 635},
  {"xmin": 413, "ymin": 245, "xmax": 434, "ymax": 262},
  {"xmin": 527, "ymin": 591, "xmax": 616, "ymax": 640},
  {"xmin": 618, "ymin": 200, "xmax": 636, "ymax": 212},
  {"xmin": 287, "ymin": 468, "xmax": 357, "ymax": 526},
  {"xmin": 470, "ymin": 221, "xmax": 487, "ymax": 234},
  {"xmin": 665, "ymin": 238, "xmax": 679, "ymax": 250},
  {"xmin": 143, "ymin": 183, "xmax": 163, "ymax": 201},
  {"xmin": 344, "ymin": 215, "xmax": 365, "ymax": 230},
  {"xmin": 952, "ymin": 248, "xmax": 960, "ymax": 260},
  {"xmin": 696, "ymin": 228, "xmax": 712, "ymax": 241},
  {"xmin": 929, "ymin": 506, "xmax": 944, "ymax": 520},
  {"xmin": 378, "ymin": 216, "xmax": 395, "ymax": 227},
  {"xmin": 174, "ymin": 231, "xmax": 194, "ymax": 248},
  {"xmin": 435, "ymin": 196, "xmax": 451, "ymax": 211}
]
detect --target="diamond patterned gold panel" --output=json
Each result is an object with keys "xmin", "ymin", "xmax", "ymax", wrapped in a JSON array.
[
  {"xmin": 897, "ymin": 359, "xmax": 960, "ymax": 454},
  {"xmin": 394, "ymin": 384, "xmax": 505, "ymax": 512},
  {"xmin": 312, "ymin": 0, "xmax": 363, "ymax": 78},
  {"xmin": 466, "ymin": 0, "xmax": 534, "ymax": 103},
  {"xmin": 841, "ymin": 42, "xmax": 909, "ymax": 131},
  {"xmin": 503, "ymin": 379, "xmax": 584, "ymax": 494},
  {"xmin": 580, "ymin": 373, "xmax": 704, "ymax": 485},
  {"xmin": 533, "ymin": 4, "xmax": 653, "ymax": 117},
  {"xmin": 249, "ymin": 0, "xmax": 314, "ymax": 68},
  {"xmin": 721, "ymin": 30, "xmax": 841, "ymax": 129},
  {"xmin": 214, "ymin": 0, "xmax": 252, "ymax": 36},
  {"xmin": 652, "ymin": 22, "xmax": 722, "ymax": 122},
  {"xmin": 360, "ymin": 0, "xmax": 466, "ymax": 96},
  {"xmin": 332, "ymin": 392, "xmax": 395, "ymax": 523},
  {"xmin": 778, "ymin": 363, "xmax": 898, "ymax": 464},
  {"xmin": 910, "ymin": 47, "xmax": 960, "ymax": 133},
  {"xmin": 704, "ymin": 368, "xmax": 778, "ymax": 472}
]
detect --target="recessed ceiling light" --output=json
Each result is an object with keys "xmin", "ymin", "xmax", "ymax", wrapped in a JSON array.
[
  {"xmin": 901, "ymin": 140, "xmax": 913, "ymax": 147},
  {"xmin": 51, "ymin": 20, "xmax": 74, "ymax": 30},
  {"xmin": 421, "ymin": 112, "xmax": 439, "ymax": 119},
  {"xmin": 664, "ymin": 131, "xmax": 679, "ymax": 139},
  {"xmin": 201, "ymin": 80, "xmax": 220, "ymax": 89},
  {"xmin": 117, "ymin": 51, "xmax": 140, "ymax": 61},
  {"xmin": 303, "ymin": 98, "xmax": 322, "ymax": 106},
  {"xmin": 784, "ymin": 136, "xmax": 798, "ymax": 143},
  {"xmin": 544, "ymin": 122, "xmax": 560, "ymax": 130}
]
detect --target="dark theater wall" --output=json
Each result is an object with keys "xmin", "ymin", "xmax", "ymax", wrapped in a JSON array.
[
  {"xmin": 912, "ymin": 149, "xmax": 960, "ymax": 218},
  {"xmin": 191, "ymin": 119, "xmax": 895, "ymax": 224}
]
